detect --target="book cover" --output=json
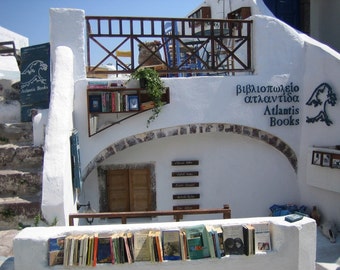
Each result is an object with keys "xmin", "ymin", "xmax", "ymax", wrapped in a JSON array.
[
  {"xmin": 162, "ymin": 230, "xmax": 181, "ymax": 261},
  {"xmin": 48, "ymin": 236, "xmax": 65, "ymax": 266},
  {"xmin": 111, "ymin": 92, "xmax": 116, "ymax": 112},
  {"xmin": 125, "ymin": 232, "xmax": 134, "ymax": 263},
  {"xmin": 92, "ymin": 233, "xmax": 99, "ymax": 266},
  {"xmin": 243, "ymin": 224, "xmax": 255, "ymax": 256},
  {"xmin": 185, "ymin": 225, "xmax": 210, "ymax": 259},
  {"xmin": 180, "ymin": 230, "xmax": 188, "ymax": 260},
  {"xmin": 252, "ymin": 222, "xmax": 272, "ymax": 253},
  {"xmin": 133, "ymin": 231, "xmax": 151, "ymax": 261},
  {"xmin": 128, "ymin": 95, "xmax": 139, "ymax": 111},
  {"xmin": 110, "ymin": 233, "xmax": 120, "ymax": 264},
  {"xmin": 119, "ymin": 233, "xmax": 127, "ymax": 263},
  {"xmin": 222, "ymin": 225, "xmax": 245, "ymax": 255},
  {"xmin": 63, "ymin": 235, "xmax": 73, "ymax": 266},
  {"xmin": 77, "ymin": 234, "xmax": 88, "ymax": 266},
  {"xmin": 97, "ymin": 235, "xmax": 112, "ymax": 264},
  {"xmin": 123, "ymin": 233, "xmax": 134, "ymax": 264},
  {"xmin": 213, "ymin": 226, "xmax": 225, "ymax": 258},
  {"xmin": 87, "ymin": 235, "xmax": 94, "ymax": 266},
  {"xmin": 89, "ymin": 95, "xmax": 102, "ymax": 112},
  {"xmin": 101, "ymin": 93, "xmax": 107, "ymax": 112},
  {"xmin": 205, "ymin": 225, "xmax": 217, "ymax": 258}
]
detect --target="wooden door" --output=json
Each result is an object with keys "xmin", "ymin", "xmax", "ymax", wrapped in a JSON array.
[
  {"xmin": 107, "ymin": 169, "xmax": 130, "ymax": 211},
  {"xmin": 129, "ymin": 169, "xmax": 151, "ymax": 211},
  {"xmin": 106, "ymin": 168, "xmax": 152, "ymax": 212}
]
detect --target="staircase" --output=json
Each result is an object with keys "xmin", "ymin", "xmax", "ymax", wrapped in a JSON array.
[{"xmin": 0, "ymin": 122, "xmax": 43, "ymax": 230}]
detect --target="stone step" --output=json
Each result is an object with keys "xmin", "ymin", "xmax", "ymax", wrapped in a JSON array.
[
  {"xmin": 0, "ymin": 122, "xmax": 33, "ymax": 146},
  {"xmin": 0, "ymin": 170, "xmax": 42, "ymax": 197},
  {"xmin": 0, "ymin": 196, "xmax": 41, "ymax": 230},
  {"xmin": 0, "ymin": 144, "xmax": 43, "ymax": 171}
]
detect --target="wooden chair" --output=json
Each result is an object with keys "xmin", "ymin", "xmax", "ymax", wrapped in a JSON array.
[{"xmin": 163, "ymin": 22, "xmax": 201, "ymax": 76}]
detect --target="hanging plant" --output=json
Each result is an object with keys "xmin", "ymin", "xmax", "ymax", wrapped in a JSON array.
[{"xmin": 130, "ymin": 68, "xmax": 165, "ymax": 127}]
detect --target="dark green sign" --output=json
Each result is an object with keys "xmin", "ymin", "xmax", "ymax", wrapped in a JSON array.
[{"xmin": 20, "ymin": 43, "xmax": 50, "ymax": 122}]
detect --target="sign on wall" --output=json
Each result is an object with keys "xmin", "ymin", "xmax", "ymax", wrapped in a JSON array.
[
  {"xmin": 306, "ymin": 83, "xmax": 337, "ymax": 126},
  {"xmin": 236, "ymin": 82, "xmax": 300, "ymax": 127},
  {"xmin": 20, "ymin": 43, "xmax": 50, "ymax": 122}
]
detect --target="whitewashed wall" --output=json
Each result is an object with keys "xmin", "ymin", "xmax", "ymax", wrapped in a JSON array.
[{"xmin": 44, "ymin": 0, "xmax": 340, "ymax": 226}]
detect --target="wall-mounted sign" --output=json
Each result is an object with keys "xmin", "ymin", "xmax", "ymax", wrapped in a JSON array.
[
  {"xmin": 172, "ymin": 182, "xmax": 199, "ymax": 188},
  {"xmin": 172, "ymin": 160, "xmax": 199, "ymax": 166},
  {"xmin": 20, "ymin": 43, "xmax": 50, "ymax": 122},
  {"xmin": 172, "ymin": 171, "xmax": 199, "ymax": 177},
  {"xmin": 306, "ymin": 83, "xmax": 337, "ymax": 126},
  {"xmin": 236, "ymin": 82, "xmax": 300, "ymax": 127},
  {"xmin": 173, "ymin": 205, "xmax": 200, "ymax": 210},
  {"xmin": 173, "ymin": 194, "xmax": 200, "ymax": 200}
]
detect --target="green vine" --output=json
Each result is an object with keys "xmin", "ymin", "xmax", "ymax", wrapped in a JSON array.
[{"xmin": 130, "ymin": 68, "xmax": 165, "ymax": 127}]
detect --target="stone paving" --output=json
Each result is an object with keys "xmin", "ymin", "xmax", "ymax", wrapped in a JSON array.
[{"xmin": 0, "ymin": 230, "xmax": 18, "ymax": 270}]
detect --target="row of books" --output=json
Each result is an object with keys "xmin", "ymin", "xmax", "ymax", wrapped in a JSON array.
[
  {"xmin": 48, "ymin": 223, "xmax": 271, "ymax": 266},
  {"xmin": 88, "ymin": 80, "xmax": 125, "ymax": 89},
  {"xmin": 89, "ymin": 92, "xmax": 140, "ymax": 113}
]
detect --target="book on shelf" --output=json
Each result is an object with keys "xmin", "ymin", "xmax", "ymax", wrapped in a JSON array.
[
  {"xmin": 141, "ymin": 101, "xmax": 155, "ymax": 111},
  {"xmin": 205, "ymin": 225, "xmax": 217, "ymax": 258},
  {"xmin": 185, "ymin": 224, "xmax": 210, "ymax": 260},
  {"xmin": 212, "ymin": 226, "xmax": 225, "ymax": 258},
  {"xmin": 180, "ymin": 230, "xmax": 188, "ymax": 260},
  {"xmin": 96, "ymin": 234, "xmax": 112, "ymax": 264},
  {"xmin": 162, "ymin": 229, "xmax": 182, "ymax": 261},
  {"xmin": 123, "ymin": 233, "xmax": 134, "ymax": 264},
  {"xmin": 222, "ymin": 224, "xmax": 245, "ymax": 255},
  {"xmin": 148, "ymin": 230, "xmax": 163, "ymax": 262},
  {"xmin": 88, "ymin": 80, "xmax": 125, "ymax": 89},
  {"xmin": 242, "ymin": 224, "xmax": 255, "ymax": 256},
  {"xmin": 48, "ymin": 236, "xmax": 65, "ymax": 266},
  {"xmin": 110, "ymin": 233, "xmax": 120, "ymax": 264},
  {"xmin": 128, "ymin": 95, "xmax": 139, "ymax": 111},
  {"xmin": 86, "ymin": 234, "xmax": 95, "ymax": 266},
  {"xmin": 133, "ymin": 231, "xmax": 151, "ymax": 262},
  {"xmin": 252, "ymin": 222, "xmax": 272, "ymax": 253},
  {"xmin": 89, "ymin": 95, "xmax": 102, "ymax": 113},
  {"xmin": 78, "ymin": 234, "xmax": 88, "ymax": 266},
  {"xmin": 205, "ymin": 225, "xmax": 225, "ymax": 258}
]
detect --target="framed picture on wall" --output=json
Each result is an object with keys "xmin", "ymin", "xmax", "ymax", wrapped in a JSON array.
[
  {"xmin": 321, "ymin": 153, "xmax": 331, "ymax": 167},
  {"xmin": 331, "ymin": 154, "xmax": 340, "ymax": 169},
  {"xmin": 312, "ymin": 151, "xmax": 322, "ymax": 166}
]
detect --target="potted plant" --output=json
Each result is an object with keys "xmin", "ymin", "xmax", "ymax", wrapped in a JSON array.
[{"xmin": 130, "ymin": 68, "xmax": 166, "ymax": 127}]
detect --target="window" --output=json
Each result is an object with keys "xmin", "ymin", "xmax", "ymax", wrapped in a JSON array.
[{"xmin": 106, "ymin": 168, "xmax": 152, "ymax": 212}]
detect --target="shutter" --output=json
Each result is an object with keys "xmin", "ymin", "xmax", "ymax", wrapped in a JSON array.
[
  {"xmin": 129, "ymin": 169, "xmax": 151, "ymax": 211},
  {"xmin": 107, "ymin": 169, "xmax": 130, "ymax": 211}
]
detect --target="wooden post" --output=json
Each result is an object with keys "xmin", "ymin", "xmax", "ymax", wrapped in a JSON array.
[{"xmin": 223, "ymin": 204, "xmax": 231, "ymax": 219}]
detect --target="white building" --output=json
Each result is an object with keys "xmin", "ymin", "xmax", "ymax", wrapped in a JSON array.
[{"xmin": 8, "ymin": 0, "xmax": 340, "ymax": 269}]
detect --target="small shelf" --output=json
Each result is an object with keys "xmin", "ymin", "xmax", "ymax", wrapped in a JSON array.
[{"xmin": 87, "ymin": 87, "xmax": 170, "ymax": 136}]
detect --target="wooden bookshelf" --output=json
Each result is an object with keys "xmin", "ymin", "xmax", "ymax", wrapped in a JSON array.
[{"xmin": 87, "ymin": 86, "xmax": 170, "ymax": 136}]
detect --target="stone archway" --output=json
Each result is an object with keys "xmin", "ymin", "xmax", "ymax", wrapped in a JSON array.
[{"xmin": 82, "ymin": 123, "xmax": 297, "ymax": 180}]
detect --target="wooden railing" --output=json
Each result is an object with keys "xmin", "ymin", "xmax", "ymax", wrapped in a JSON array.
[
  {"xmin": 86, "ymin": 16, "xmax": 252, "ymax": 77},
  {"xmin": 69, "ymin": 204, "xmax": 231, "ymax": 225}
]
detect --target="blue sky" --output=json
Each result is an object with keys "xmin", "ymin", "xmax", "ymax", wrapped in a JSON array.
[{"xmin": 0, "ymin": 0, "xmax": 203, "ymax": 46}]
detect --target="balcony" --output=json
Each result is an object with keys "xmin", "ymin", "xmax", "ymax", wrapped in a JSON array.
[{"xmin": 86, "ymin": 16, "xmax": 253, "ymax": 78}]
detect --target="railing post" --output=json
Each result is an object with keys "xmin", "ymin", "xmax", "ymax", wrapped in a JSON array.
[
  {"xmin": 223, "ymin": 204, "xmax": 231, "ymax": 219},
  {"xmin": 69, "ymin": 215, "xmax": 74, "ymax": 226}
]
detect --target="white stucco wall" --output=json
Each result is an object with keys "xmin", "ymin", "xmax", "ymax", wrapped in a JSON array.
[
  {"xmin": 44, "ymin": 0, "xmax": 340, "ymax": 227},
  {"xmin": 13, "ymin": 217, "xmax": 316, "ymax": 270}
]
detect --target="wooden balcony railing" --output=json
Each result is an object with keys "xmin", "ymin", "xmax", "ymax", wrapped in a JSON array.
[
  {"xmin": 86, "ymin": 16, "xmax": 253, "ymax": 77},
  {"xmin": 69, "ymin": 204, "xmax": 231, "ymax": 225}
]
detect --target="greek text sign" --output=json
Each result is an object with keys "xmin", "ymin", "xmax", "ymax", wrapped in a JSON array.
[{"xmin": 236, "ymin": 83, "xmax": 300, "ymax": 127}]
